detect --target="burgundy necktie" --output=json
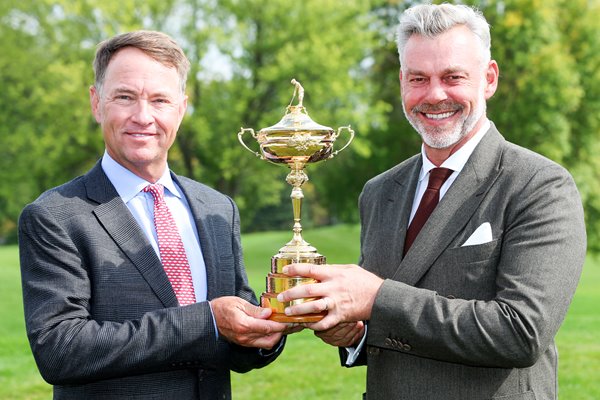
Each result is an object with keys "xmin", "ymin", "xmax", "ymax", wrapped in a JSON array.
[
  {"xmin": 403, "ymin": 167, "xmax": 454, "ymax": 256},
  {"xmin": 144, "ymin": 184, "xmax": 196, "ymax": 306}
]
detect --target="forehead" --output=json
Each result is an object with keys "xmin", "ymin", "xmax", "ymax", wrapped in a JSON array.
[
  {"xmin": 103, "ymin": 47, "xmax": 181, "ymax": 94},
  {"xmin": 402, "ymin": 25, "xmax": 483, "ymax": 74}
]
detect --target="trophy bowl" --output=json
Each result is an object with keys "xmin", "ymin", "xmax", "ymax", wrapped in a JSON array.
[{"xmin": 238, "ymin": 79, "xmax": 354, "ymax": 322}]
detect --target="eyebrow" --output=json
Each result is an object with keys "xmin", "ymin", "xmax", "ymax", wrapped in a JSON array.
[
  {"xmin": 109, "ymin": 87, "xmax": 176, "ymax": 99},
  {"xmin": 405, "ymin": 66, "xmax": 470, "ymax": 76},
  {"xmin": 108, "ymin": 87, "xmax": 137, "ymax": 96}
]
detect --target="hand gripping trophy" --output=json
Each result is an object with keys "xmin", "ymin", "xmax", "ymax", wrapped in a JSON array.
[{"xmin": 238, "ymin": 79, "xmax": 354, "ymax": 322}]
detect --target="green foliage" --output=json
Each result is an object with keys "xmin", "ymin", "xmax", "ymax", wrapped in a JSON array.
[
  {"xmin": 483, "ymin": 0, "xmax": 600, "ymax": 251},
  {"xmin": 0, "ymin": 0, "xmax": 600, "ymax": 247}
]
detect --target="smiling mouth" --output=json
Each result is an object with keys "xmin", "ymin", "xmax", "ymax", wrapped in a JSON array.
[
  {"xmin": 128, "ymin": 132, "xmax": 156, "ymax": 137},
  {"xmin": 423, "ymin": 111, "xmax": 458, "ymax": 120}
]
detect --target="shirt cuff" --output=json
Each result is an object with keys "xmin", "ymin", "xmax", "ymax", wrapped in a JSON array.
[
  {"xmin": 345, "ymin": 323, "xmax": 368, "ymax": 366},
  {"xmin": 207, "ymin": 301, "xmax": 219, "ymax": 339}
]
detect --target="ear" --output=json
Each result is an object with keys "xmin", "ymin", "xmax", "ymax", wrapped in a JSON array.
[
  {"xmin": 484, "ymin": 60, "xmax": 499, "ymax": 100},
  {"xmin": 89, "ymin": 85, "xmax": 102, "ymax": 123},
  {"xmin": 178, "ymin": 94, "xmax": 188, "ymax": 123}
]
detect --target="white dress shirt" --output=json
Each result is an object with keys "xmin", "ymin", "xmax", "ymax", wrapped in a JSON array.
[{"xmin": 101, "ymin": 152, "xmax": 208, "ymax": 302}]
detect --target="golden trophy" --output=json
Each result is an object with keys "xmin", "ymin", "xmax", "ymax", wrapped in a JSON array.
[{"xmin": 238, "ymin": 79, "xmax": 354, "ymax": 322}]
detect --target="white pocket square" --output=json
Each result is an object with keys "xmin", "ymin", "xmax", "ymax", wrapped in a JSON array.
[{"xmin": 462, "ymin": 222, "xmax": 493, "ymax": 247}]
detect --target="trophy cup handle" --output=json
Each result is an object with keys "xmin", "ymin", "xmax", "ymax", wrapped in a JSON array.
[
  {"xmin": 237, "ymin": 127, "xmax": 263, "ymax": 159},
  {"xmin": 331, "ymin": 126, "xmax": 355, "ymax": 158}
]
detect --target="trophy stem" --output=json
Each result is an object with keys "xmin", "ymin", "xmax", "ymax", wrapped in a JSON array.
[
  {"xmin": 291, "ymin": 186, "xmax": 305, "ymax": 246},
  {"xmin": 285, "ymin": 160, "xmax": 310, "ymax": 248}
]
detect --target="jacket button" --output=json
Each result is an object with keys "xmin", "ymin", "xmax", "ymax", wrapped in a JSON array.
[
  {"xmin": 384, "ymin": 338, "xmax": 392, "ymax": 346},
  {"xmin": 403, "ymin": 343, "xmax": 412, "ymax": 351}
]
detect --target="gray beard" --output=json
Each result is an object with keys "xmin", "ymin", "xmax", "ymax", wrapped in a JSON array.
[{"xmin": 403, "ymin": 98, "xmax": 486, "ymax": 149}]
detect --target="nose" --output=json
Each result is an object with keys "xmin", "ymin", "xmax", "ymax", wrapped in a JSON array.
[
  {"xmin": 131, "ymin": 100, "xmax": 153, "ymax": 125},
  {"xmin": 424, "ymin": 79, "xmax": 448, "ymax": 104}
]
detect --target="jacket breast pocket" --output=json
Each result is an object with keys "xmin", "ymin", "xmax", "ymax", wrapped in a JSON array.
[
  {"xmin": 446, "ymin": 239, "xmax": 501, "ymax": 264},
  {"xmin": 430, "ymin": 240, "xmax": 501, "ymax": 299}
]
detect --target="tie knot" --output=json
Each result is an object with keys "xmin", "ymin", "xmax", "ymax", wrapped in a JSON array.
[
  {"xmin": 427, "ymin": 168, "xmax": 453, "ymax": 191},
  {"xmin": 144, "ymin": 183, "xmax": 165, "ymax": 202}
]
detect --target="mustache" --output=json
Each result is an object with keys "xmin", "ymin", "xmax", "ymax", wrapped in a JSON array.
[{"xmin": 412, "ymin": 100, "xmax": 464, "ymax": 114}]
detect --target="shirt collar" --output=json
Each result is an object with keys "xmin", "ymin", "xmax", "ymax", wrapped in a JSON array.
[
  {"xmin": 419, "ymin": 119, "xmax": 491, "ymax": 181},
  {"xmin": 101, "ymin": 151, "xmax": 182, "ymax": 203}
]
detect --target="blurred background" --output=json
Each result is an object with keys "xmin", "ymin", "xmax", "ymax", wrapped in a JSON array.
[
  {"xmin": 1, "ymin": 0, "xmax": 600, "ymax": 398},
  {"xmin": 1, "ymin": 0, "xmax": 599, "ymax": 247}
]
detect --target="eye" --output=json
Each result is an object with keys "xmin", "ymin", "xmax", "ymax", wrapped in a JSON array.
[
  {"xmin": 112, "ymin": 94, "xmax": 136, "ymax": 105},
  {"xmin": 409, "ymin": 76, "xmax": 427, "ymax": 84},
  {"xmin": 445, "ymin": 74, "xmax": 465, "ymax": 83}
]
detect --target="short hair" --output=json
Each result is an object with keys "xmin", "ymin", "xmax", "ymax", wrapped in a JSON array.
[
  {"xmin": 93, "ymin": 30, "xmax": 190, "ymax": 95},
  {"xmin": 396, "ymin": 3, "xmax": 491, "ymax": 67}
]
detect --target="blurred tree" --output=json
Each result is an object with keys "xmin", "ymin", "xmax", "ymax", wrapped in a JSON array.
[
  {"xmin": 178, "ymin": 0, "xmax": 380, "ymax": 230},
  {"xmin": 555, "ymin": 0, "xmax": 600, "ymax": 251},
  {"xmin": 0, "ymin": 0, "xmax": 599, "ymax": 248},
  {"xmin": 484, "ymin": 0, "xmax": 600, "ymax": 250}
]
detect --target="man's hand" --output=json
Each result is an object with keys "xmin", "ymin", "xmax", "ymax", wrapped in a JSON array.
[
  {"xmin": 210, "ymin": 296, "xmax": 294, "ymax": 349},
  {"xmin": 277, "ymin": 263, "xmax": 384, "ymax": 331},
  {"xmin": 312, "ymin": 321, "xmax": 365, "ymax": 347}
]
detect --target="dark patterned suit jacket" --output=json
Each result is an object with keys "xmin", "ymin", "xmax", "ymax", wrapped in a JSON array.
[
  {"xmin": 19, "ymin": 162, "xmax": 282, "ymax": 400},
  {"xmin": 345, "ymin": 125, "xmax": 586, "ymax": 400}
]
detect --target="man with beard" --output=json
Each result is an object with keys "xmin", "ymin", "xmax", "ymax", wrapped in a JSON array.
[{"xmin": 276, "ymin": 3, "xmax": 586, "ymax": 400}]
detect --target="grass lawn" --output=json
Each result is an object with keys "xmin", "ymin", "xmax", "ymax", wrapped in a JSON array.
[{"xmin": 1, "ymin": 224, "xmax": 598, "ymax": 399}]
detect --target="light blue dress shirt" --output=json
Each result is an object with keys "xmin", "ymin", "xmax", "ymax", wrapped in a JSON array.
[{"xmin": 101, "ymin": 152, "xmax": 208, "ymax": 302}]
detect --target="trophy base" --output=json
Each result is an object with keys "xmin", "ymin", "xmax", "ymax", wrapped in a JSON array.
[
  {"xmin": 269, "ymin": 312, "xmax": 327, "ymax": 323},
  {"xmin": 261, "ymin": 241, "xmax": 327, "ymax": 323}
]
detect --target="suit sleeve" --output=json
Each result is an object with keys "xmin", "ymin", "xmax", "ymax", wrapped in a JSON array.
[{"xmin": 365, "ymin": 164, "xmax": 586, "ymax": 368}]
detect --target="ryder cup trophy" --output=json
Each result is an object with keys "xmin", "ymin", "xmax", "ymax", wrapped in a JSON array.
[{"xmin": 238, "ymin": 79, "xmax": 354, "ymax": 322}]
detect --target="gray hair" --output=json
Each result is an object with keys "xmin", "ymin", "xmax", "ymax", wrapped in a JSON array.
[
  {"xmin": 396, "ymin": 3, "xmax": 491, "ymax": 67},
  {"xmin": 93, "ymin": 30, "xmax": 190, "ymax": 95}
]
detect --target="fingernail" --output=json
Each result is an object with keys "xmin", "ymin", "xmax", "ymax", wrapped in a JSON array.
[
  {"xmin": 284, "ymin": 307, "xmax": 291, "ymax": 315},
  {"xmin": 282, "ymin": 267, "xmax": 289, "ymax": 274},
  {"xmin": 277, "ymin": 294, "xmax": 284, "ymax": 302}
]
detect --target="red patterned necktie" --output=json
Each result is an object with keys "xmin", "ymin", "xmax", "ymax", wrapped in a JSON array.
[
  {"xmin": 403, "ymin": 167, "xmax": 454, "ymax": 256},
  {"xmin": 144, "ymin": 184, "xmax": 196, "ymax": 306}
]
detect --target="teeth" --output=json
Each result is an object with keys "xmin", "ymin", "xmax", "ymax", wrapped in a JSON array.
[{"xmin": 425, "ymin": 111, "xmax": 455, "ymax": 120}]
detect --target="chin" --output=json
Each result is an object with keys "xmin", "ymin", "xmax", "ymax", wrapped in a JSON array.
[{"xmin": 419, "ymin": 128, "xmax": 464, "ymax": 149}]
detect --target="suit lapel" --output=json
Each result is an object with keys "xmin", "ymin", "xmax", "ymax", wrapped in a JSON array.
[
  {"xmin": 392, "ymin": 126, "xmax": 505, "ymax": 285},
  {"xmin": 370, "ymin": 156, "xmax": 421, "ymax": 279},
  {"xmin": 172, "ymin": 175, "xmax": 219, "ymax": 301},
  {"xmin": 84, "ymin": 162, "xmax": 178, "ymax": 308}
]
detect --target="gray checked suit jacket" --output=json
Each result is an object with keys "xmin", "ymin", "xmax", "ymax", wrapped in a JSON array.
[
  {"xmin": 348, "ymin": 125, "xmax": 586, "ymax": 400},
  {"xmin": 19, "ymin": 162, "xmax": 283, "ymax": 400}
]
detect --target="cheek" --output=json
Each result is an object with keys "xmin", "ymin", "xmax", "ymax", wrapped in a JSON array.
[
  {"xmin": 157, "ymin": 115, "xmax": 182, "ymax": 138},
  {"xmin": 401, "ymin": 88, "xmax": 420, "ymax": 109}
]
